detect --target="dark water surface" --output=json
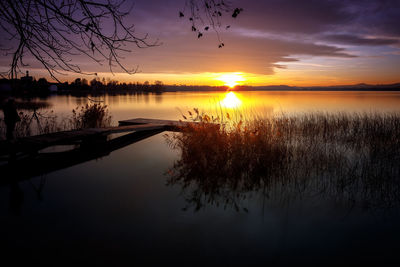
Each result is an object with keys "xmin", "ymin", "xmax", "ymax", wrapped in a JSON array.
[{"xmin": 1, "ymin": 92, "xmax": 400, "ymax": 266}]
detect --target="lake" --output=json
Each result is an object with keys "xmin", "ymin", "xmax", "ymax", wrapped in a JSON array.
[
  {"xmin": 42, "ymin": 91, "xmax": 400, "ymax": 123},
  {"xmin": 1, "ymin": 91, "xmax": 400, "ymax": 266}
]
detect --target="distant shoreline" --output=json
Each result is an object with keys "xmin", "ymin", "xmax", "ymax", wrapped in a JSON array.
[{"xmin": 1, "ymin": 77, "xmax": 399, "ymax": 97}]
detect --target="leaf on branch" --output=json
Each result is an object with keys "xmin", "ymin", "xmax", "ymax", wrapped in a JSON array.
[{"xmin": 232, "ymin": 8, "xmax": 243, "ymax": 18}]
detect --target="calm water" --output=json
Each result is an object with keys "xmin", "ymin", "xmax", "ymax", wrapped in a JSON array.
[
  {"xmin": 1, "ymin": 91, "xmax": 400, "ymax": 266},
  {"xmin": 36, "ymin": 91, "xmax": 400, "ymax": 122}
]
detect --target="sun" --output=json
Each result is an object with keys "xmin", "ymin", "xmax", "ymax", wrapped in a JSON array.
[{"xmin": 216, "ymin": 73, "xmax": 245, "ymax": 88}]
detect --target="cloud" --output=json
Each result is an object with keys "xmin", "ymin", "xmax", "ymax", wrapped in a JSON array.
[
  {"xmin": 348, "ymin": 0, "xmax": 400, "ymax": 37},
  {"xmin": 118, "ymin": 34, "xmax": 355, "ymax": 75},
  {"xmin": 232, "ymin": 0, "xmax": 400, "ymax": 39},
  {"xmin": 323, "ymin": 34, "xmax": 400, "ymax": 46},
  {"xmin": 233, "ymin": 0, "xmax": 353, "ymax": 34}
]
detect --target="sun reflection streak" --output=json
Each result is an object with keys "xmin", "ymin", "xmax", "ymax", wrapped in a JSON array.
[{"xmin": 220, "ymin": 92, "xmax": 242, "ymax": 108}]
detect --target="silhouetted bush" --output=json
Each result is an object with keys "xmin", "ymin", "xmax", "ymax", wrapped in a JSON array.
[{"xmin": 70, "ymin": 103, "xmax": 112, "ymax": 129}]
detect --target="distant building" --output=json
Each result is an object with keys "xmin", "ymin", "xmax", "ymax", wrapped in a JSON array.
[{"xmin": 21, "ymin": 71, "xmax": 33, "ymax": 82}]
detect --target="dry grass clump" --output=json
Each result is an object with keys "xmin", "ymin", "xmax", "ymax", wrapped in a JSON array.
[
  {"xmin": 70, "ymin": 103, "xmax": 112, "ymax": 129},
  {"xmin": 165, "ymin": 109, "xmax": 400, "ymax": 212},
  {"xmin": 0, "ymin": 103, "xmax": 112, "ymax": 139}
]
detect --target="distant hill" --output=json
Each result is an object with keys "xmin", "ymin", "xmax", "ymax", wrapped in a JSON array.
[
  {"xmin": 165, "ymin": 83, "xmax": 400, "ymax": 92},
  {"xmin": 248, "ymin": 83, "xmax": 400, "ymax": 91}
]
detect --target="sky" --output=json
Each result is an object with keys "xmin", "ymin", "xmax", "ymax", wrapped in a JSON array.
[{"xmin": 1, "ymin": 0, "xmax": 400, "ymax": 86}]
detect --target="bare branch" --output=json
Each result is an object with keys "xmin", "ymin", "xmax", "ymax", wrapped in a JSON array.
[
  {"xmin": 0, "ymin": 0, "xmax": 242, "ymax": 80},
  {"xmin": 0, "ymin": 0, "xmax": 158, "ymax": 80}
]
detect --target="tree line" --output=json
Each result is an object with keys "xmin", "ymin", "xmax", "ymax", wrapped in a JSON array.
[{"xmin": 0, "ymin": 77, "xmax": 165, "ymax": 96}]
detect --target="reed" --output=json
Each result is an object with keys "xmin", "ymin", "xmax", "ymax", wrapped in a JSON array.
[
  {"xmin": 165, "ymin": 109, "xmax": 400, "ymax": 212},
  {"xmin": 69, "ymin": 103, "xmax": 112, "ymax": 129}
]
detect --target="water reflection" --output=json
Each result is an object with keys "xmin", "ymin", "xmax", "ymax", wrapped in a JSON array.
[
  {"xmin": 220, "ymin": 92, "xmax": 242, "ymax": 108},
  {"xmin": 0, "ymin": 129, "xmax": 165, "ymax": 187},
  {"xmin": 1, "ymin": 127, "xmax": 399, "ymax": 265},
  {"xmin": 9, "ymin": 182, "xmax": 24, "ymax": 216}
]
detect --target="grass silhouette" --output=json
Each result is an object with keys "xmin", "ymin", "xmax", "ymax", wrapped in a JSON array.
[{"xmin": 165, "ymin": 109, "xmax": 400, "ymax": 213}]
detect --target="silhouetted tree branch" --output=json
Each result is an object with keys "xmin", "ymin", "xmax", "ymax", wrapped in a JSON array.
[
  {"xmin": 0, "ymin": 0, "xmax": 157, "ymax": 80},
  {"xmin": 180, "ymin": 0, "xmax": 243, "ymax": 47},
  {"xmin": 0, "ymin": 0, "xmax": 242, "ymax": 81}
]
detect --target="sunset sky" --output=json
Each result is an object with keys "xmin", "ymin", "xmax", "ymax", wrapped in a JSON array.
[{"xmin": 1, "ymin": 0, "xmax": 400, "ymax": 86}]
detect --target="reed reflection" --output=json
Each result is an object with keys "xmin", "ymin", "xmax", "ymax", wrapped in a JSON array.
[{"xmin": 165, "ymin": 112, "xmax": 400, "ymax": 214}]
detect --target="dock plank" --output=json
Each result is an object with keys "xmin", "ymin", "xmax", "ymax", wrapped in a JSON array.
[
  {"xmin": 119, "ymin": 118, "xmax": 192, "ymax": 128},
  {"xmin": 102, "ymin": 123, "xmax": 165, "ymax": 134}
]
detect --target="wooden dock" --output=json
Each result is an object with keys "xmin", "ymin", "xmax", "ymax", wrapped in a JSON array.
[
  {"xmin": 0, "ymin": 118, "xmax": 194, "ymax": 183},
  {"xmin": 0, "ymin": 118, "xmax": 190, "ymax": 157}
]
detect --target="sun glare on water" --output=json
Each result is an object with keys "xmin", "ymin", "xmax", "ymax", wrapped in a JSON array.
[
  {"xmin": 217, "ymin": 73, "xmax": 245, "ymax": 88},
  {"xmin": 220, "ymin": 92, "xmax": 242, "ymax": 108}
]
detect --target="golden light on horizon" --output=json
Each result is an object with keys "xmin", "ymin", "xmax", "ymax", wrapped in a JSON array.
[
  {"xmin": 220, "ymin": 92, "xmax": 242, "ymax": 108},
  {"xmin": 216, "ymin": 73, "xmax": 245, "ymax": 88},
  {"xmin": 41, "ymin": 69, "xmax": 399, "ymax": 87}
]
